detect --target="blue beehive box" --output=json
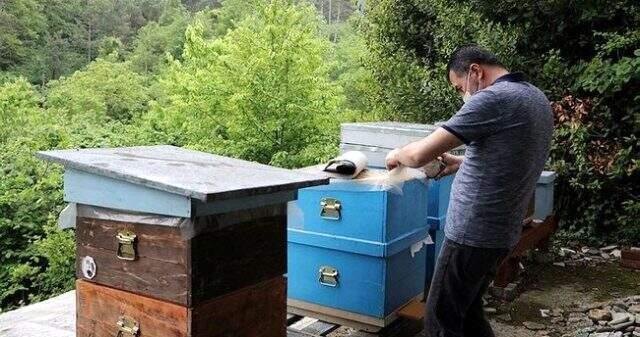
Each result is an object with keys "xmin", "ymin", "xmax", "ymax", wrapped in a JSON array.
[
  {"xmin": 535, "ymin": 171, "xmax": 556, "ymax": 220},
  {"xmin": 287, "ymin": 168, "xmax": 431, "ymax": 330}
]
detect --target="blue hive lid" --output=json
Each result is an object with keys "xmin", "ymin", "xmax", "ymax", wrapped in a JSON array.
[{"xmin": 37, "ymin": 145, "xmax": 328, "ymax": 202}]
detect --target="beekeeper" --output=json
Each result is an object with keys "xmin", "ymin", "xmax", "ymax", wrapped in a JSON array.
[{"xmin": 385, "ymin": 45, "xmax": 553, "ymax": 337}]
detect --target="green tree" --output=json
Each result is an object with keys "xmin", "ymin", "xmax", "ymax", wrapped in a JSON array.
[
  {"xmin": 128, "ymin": 1, "xmax": 191, "ymax": 74},
  {"xmin": 0, "ymin": 0, "xmax": 46, "ymax": 71},
  {"xmin": 148, "ymin": 0, "xmax": 346, "ymax": 167},
  {"xmin": 363, "ymin": 0, "xmax": 519, "ymax": 122},
  {"xmin": 46, "ymin": 58, "xmax": 151, "ymax": 123}
]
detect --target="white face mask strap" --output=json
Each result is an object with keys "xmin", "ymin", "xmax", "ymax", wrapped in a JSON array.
[{"xmin": 464, "ymin": 65, "xmax": 481, "ymax": 97}]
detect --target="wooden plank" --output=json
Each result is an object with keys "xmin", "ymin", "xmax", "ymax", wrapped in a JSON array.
[
  {"xmin": 621, "ymin": 248, "xmax": 640, "ymax": 271},
  {"xmin": 494, "ymin": 216, "xmax": 558, "ymax": 287},
  {"xmin": 78, "ymin": 278, "xmax": 288, "ymax": 337},
  {"xmin": 621, "ymin": 248, "xmax": 640, "ymax": 261},
  {"xmin": 397, "ymin": 299, "xmax": 424, "ymax": 321},
  {"xmin": 190, "ymin": 277, "xmax": 287, "ymax": 337},
  {"xmin": 38, "ymin": 145, "xmax": 328, "ymax": 202},
  {"xmin": 76, "ymin": 280, "xmax": 188, "ymax": 337},
  {"xmin": 301, "ymin": 321, "xmax": 339, "ymax": 335},
  {"xmin": 290, "ymin": 317, "xmax": 320, "ymax": 331},
  {"xmin": 76, "ymin": 217, "xmax": 189, "ymax": 305},
  {"xmin": 288, "ymin": 314, "xmax": 303, "ymax": 325},
  {"xmin": 288, "ymin": 299, "xmax": 385, "ymax": 332},
  {"xmin": 287, "ymin": 329, "xmax": 320, "ymax": 337},
  {"xmin": 377, "ymin": 318, "xmax": 424, "ymax": 337},
  {"xmin": 189, "ymin": 207, "xmax": 286, "ymax": 305},
  {"xmin": 76, "ymin": 205, "xmax": 287, "ymax": 306}
]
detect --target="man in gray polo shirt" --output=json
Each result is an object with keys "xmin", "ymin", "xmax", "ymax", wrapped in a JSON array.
[{"xmin": 385, "ymin": 45, "xmax": 553, "ymax": 337}]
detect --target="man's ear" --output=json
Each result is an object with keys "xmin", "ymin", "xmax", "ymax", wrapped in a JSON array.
[{"xmin": 471, "ymin": 63, "xmax": 484, "ymax": 81}]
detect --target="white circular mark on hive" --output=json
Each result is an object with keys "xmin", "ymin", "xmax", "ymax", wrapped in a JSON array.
[{"xmin": 81, "ymin": 256, "xmax": 97, "ymax": 280}]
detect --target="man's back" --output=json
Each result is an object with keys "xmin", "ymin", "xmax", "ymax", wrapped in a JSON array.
[{"xmin": 442, "ymin": 73, "xmax": 554, "ymax": 248}]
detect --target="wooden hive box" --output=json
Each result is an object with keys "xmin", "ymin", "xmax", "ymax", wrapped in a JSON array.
[{"xmin": 37, "ymin": 145, "xmax": 328, "ymax": 337}]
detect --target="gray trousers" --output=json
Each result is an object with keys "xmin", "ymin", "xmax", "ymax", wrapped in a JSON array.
[{"xmin": 425, "ymin": 238, "xmax": 509, "ymax": 337}]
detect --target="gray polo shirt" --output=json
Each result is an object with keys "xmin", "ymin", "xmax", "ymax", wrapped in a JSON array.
[{"xmin": 441, "ymin": 72, "xmax": 553, "ymax": 249}]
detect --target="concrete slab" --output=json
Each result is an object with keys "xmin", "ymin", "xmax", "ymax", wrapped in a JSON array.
[{"xmin": 0, "ymin": 291, "xmax": 75, "ymax": 337}]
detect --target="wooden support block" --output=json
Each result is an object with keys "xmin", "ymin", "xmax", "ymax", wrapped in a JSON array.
[
  {"xmin": 397, "ymin": 299, "xmax": 425, "ymax": 321},
  {"xmin": 621, "ymin": 248, "xmax": 640, "ymax": 270},
  {"xmin": 494, "ymin": 216, "xmax": 558, "ymax": 287}
]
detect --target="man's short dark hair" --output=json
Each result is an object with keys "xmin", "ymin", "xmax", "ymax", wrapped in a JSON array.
[{"xmin": 446, "ymin": 45, "xmax": 503, "ymax": 83}]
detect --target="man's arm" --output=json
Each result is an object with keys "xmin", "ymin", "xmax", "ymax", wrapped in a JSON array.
[{"xmin": 386, "ymin": 127, "xmax": 463, "ymax": 169}]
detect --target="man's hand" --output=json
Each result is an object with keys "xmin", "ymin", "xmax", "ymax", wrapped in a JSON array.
[
  {"xmin": 434, "ymin": 153, "xmax": 463, "ymax": 179},
  {"xmin": 385, "ymin": 148, "xmax": 401, "ymax": 170}
]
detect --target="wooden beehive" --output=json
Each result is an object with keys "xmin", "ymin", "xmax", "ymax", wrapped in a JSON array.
[{"xmin": 38, "ymin": 145, "xmax": 328, "ymax": 337}]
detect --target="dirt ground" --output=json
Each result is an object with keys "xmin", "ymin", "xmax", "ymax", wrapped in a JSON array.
[{"xmin": 487, "ymin": 259, "xmax": 640, "ymax": 337}]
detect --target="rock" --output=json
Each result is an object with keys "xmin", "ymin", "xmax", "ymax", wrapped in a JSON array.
[
  {"xmin": 609, "ymin": 313, "xmax": 632, "ymax": 325},
  {"xmin": 588, "ymin": 248, "xmax": 600, "ymax": 255},
  {"xmin": 602, "ymin": 245, "xmax": 619, "ymax": 252},
  {"xmin": 589, "ymin": 331, "xmax": 622, "ymax": 337},
  {"xmin": 592, "ymin": 332, "xmax": 622, "ymax": 337},
  {"xmin": 628, "ymin": 304, "xmax": 640, "ymax": 314},
  {"xmin": 613, "ymin": 302, "xmax": 628, "ymax": 311},
  {"xmin": 612, "ymin": 305, "xmax": 628, "ymax": 313},
  {"xmin": 633, "ymin": 331, "xmax": 640, "ymax": 337},
  {"xmin": 611, "ymin": 321, "xmax": 635, "ymax": 331},
  {"xmin": 569, "ymin": 312, "xmax": 589, "ymax": 321},
  {"xmin": 553, "ymin": 262, "xmax": 566, "ymax": 267},
  {"xmin": 551, "ymin": 316, "xmax": 565, "ymax": 325},
  {"xmin": 483, "ymin": 307, "xmax": 497, "ymax": 314},
  {"xmin": 589, "ymin": 308, "xmax": 612, "ymax": 321},
  {"xmin": 602, "ymin": 253, "xmax": 611, "ymax": 259},
  {"xmin": 496, "ymin": 313, "xmax": 512, "ymax": 322},
  {"xmin": 635, "ymin": 314, "xmax": 640, "ymax": 324},
  {"xmin": 613, "ymin": 250, "xmax": 622, "ymax": 258},
  {"xmin": 523, "ymin": 321, "xmax": 547, "ymax": 330},
  {"xmin": 540, "ymin": 309, "xmax": 551, "ymax": 317}
]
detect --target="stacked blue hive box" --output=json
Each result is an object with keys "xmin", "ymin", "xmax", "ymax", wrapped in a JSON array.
[
  {"xmin": 340, "ymin": 122, "xmax": 459, "ymax": 288},
  {"xmin": 287, "ymin": 167, "xmax": 431, "ymax": 330},
  {"xmin": 287, "ymin": 122, "xmax": 460, "ymax": 330}
]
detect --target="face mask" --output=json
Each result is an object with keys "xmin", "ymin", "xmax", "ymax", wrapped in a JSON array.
[{"xmin": 462, "ymin": 67, "xmax": 480, "ymax": 103}]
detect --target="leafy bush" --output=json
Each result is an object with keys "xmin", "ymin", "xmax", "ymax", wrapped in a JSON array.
[{"xmin": 0, "ymin": 78, "xmax": 44, "ymax": 142}]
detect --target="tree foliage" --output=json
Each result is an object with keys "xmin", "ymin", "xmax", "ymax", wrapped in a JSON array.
[
  {"xmin": 0, "ymin": 0, "xmax": 637, "ymax": 312},
  {"xmin": 362, "ymin": 0, "xmax": 519, "ymax": 122},
  {"xmin": 148, "ymin": 0, "xmax": 348, "ymax": 167},
  {"xmin": 364, "ymin": 0, "xmax": 639, "ymax": 243}
]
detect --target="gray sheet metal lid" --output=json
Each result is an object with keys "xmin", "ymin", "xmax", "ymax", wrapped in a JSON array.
[
  {"xmin": 37, "ymin": 145, "xmax": 329, "ymax": 202},
  {"xmin": 341, "ymin": 121, "xmax": 438, "ymax": 137},
  {"xmin": 341, "ymin": 121, "xmax": 465, "ymax": 153}
]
